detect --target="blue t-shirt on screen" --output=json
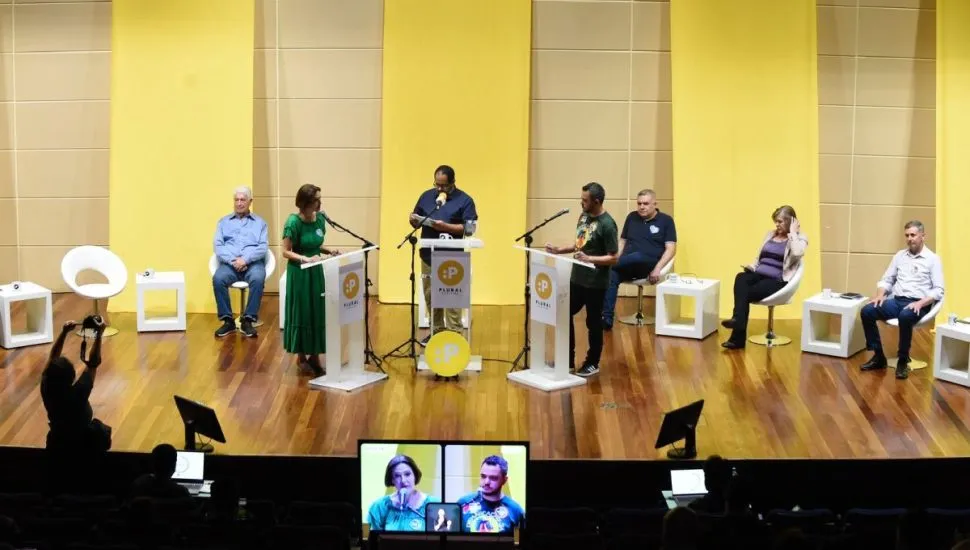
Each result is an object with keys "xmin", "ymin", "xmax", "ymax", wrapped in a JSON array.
[
  {"xmin": 456, "ymin": 493, "xmax": 525, "ymax": 534},
  {"xmin": 620, "ymin": 210, "xmax": 677, "ymax": 262},
  {"xmin": 412, "ymin": 188, "xmax": 478, "ymax": 265}
]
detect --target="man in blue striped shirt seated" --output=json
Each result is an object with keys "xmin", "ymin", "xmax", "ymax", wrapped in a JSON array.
[{"xmin": 212, "ymin": 186, "xmax": 269, "ymax": 338}]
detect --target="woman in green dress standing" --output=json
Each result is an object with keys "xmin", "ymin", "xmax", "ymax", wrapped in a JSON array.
[{"xmin": 282, "ymin": 184, "xmax": 335, "ymax": 376}]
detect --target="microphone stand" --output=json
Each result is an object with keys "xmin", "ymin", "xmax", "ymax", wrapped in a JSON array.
[
  {"xmin": 323, "ymin": 214, "xmax": 384, "ymax": 372},
  {"xmin": 383, "ymin": 204, "xmax": 441, "ymax": 371},
  {"xmin": 510, "ymin": 209, "xmax": 571, "ymax": 372}
]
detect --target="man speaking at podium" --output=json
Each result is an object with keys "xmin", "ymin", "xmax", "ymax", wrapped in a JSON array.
[
  {"xmin": 409, "ymin": 165, "xmax": 478, "ymax": 346},
  {"xmin": 545, "ymin": 182, "xmax": 619, "ymax": 377}
]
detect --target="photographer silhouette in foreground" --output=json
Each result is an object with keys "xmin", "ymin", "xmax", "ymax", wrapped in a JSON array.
[{"xmin": 41, "ymin": 316, "xmax": 112, "ymax": 459}]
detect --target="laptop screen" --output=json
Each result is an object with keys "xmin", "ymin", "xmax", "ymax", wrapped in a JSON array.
[
  {"xmin": 670, "ymin": 469, "xmax": 706, "ymax": 496},
  {"xmin": 173, "ymin": 451, "xmax": 205, "ymax": 482}
]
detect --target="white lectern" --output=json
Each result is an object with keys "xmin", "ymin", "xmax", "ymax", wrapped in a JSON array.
[
  {"xmin": 302, "ymin": 246, "xmax": 387, "ymax": 392},
  {"xmin": 507, "ymin": 246, "xmax": 594, "ymax": 392},
  {"xmin": 417, "ymin": 237, "xmax": 484, "ymax": 372}
]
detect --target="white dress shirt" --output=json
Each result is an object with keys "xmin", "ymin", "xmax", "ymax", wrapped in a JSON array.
[{"xmin": 877, "ymin": 246, "xmax": 944, "ymax": 302}]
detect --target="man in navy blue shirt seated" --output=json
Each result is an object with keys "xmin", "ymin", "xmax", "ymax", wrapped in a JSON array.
[
  {"xmin": 409, "ymin": 165, "xmax": 478, "ymax": 346},
  {"xmin": 602, "ymin": 189, "xmax": 677, "ymax": 329}
]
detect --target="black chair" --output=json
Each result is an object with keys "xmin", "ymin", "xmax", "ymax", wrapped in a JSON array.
[
  {"xmin": 600, "ymin": 508, "xmax": 666, "ymax": 539},
  {"xmin": 526, "ymin": 507, "xmax": 599, "ymax": 535},
  {"xmin": 842, "ymin": 508, "xmax": 907, "ymax": 550},
  {"xmin": 925, "ymin": 508, "xmax": 970, "ymax": 550},
  {"xmin": 272, "ymin": 525, "xmax": 349, "ymax": 550},
  {"xmin": 765, "ymin": 509, "xmax": 837, "ymax": 536},
  {"xmin": 531, "ymin": 532, "xmax": 602, "ymax": 550}
]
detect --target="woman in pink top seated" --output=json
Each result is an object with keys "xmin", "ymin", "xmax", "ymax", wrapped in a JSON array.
[{"xmin": 722, "ymin": 205, "xmax": 807, "ymax": 349}]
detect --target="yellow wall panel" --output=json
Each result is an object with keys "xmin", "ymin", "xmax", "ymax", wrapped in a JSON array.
[
  {"xmin": 109, "ymin": 0, "xmax": 254, "ymax": 313},
  {"xmin": 670, "ymin": 0, "xmax": 822, "ymax": 318},
  {"xmin": 378, "ymin": 0, "xmax": 531, "ymax": 304},
  {"xmin": 937, "ymin": 0, "xmax": 970, "ymax": 317}
]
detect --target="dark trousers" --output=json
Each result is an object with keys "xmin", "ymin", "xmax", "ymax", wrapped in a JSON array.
[
  {"xmin": 570, "ymin": 283, "xmax": 606, "ymax": 367},
  {"xmin": 860, "ymin": 297, "xmax": 929, "ymax": 360},
  {"xmin": 602, "ymin": 252, "xmax": 657, "ymax": 323},
  {"xmin": 729, "ymin": 271, "xmax": 786, "ymax": 343}
]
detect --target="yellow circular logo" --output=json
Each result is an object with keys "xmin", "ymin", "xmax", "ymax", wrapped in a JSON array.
[
  {"xmin": 425, "ymin": 331, "xmax": 470, "ymax": 377},
  {"xmin": 534, "ymin": 273, "xmax": 553, "ymax": 300},
  {"xmin": 437, "ymin": 260, "xmax": 465, "ymax": 287},
  {"xmin": 342, "ymin": 272, "xmax": 360, "ymax": 300}
]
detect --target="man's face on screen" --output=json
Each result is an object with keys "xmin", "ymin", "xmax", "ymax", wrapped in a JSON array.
[
  {"xmin": 391, "ymin": 463, "xmax": 416, "ymax": 490},
  {"xmin": 479, "ymin": 464, "xmax": 507, "ymax": 497}
]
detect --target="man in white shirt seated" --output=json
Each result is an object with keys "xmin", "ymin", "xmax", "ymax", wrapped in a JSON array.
[{"xmin": 859, "ymin": 220, "xmax": 944, "ymax": 380}]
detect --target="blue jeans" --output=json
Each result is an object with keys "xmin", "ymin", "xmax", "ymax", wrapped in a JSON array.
[
  {"xmin": 860, "ymin": 297, "xmax": 930, "ymax": 360},
  {"xmin": 213, "ymin": 261, "xmax": 266, "ymax": 321},
  {"xmin": 602, "ymin": 252, "xmax": 656, "ymax": 324}
]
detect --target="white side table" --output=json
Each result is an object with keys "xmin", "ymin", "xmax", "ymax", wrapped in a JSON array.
[
  {"xmin": 801, "ymin": 293, "xmax": 867, "ymax": 358},
  {"xmin": 655, "ymin": 278, "xmax": 720, "ymax": 340},
  {"xmin": 934, "ymin": 322, "xmax": 970, "ymax": 388},
  {"xmin": 0, "ymin": 282, "xmax": 53, "ymax": 349},
  {"xmin": 136, "ymin": 271, "xmax": 186, "ymax": 332}
]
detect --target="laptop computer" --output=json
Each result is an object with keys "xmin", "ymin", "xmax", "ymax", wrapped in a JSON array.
[
  {"xmin": 670, "ymin": 468, "xmax": 707, "ymax": 506},
  {"xmin": 172, "ymin": 451, "xmax": 212, "ymax": 496}
]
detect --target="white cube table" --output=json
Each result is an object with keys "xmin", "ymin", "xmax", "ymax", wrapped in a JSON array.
[
  {"xmin": 933, "ymin": 321, "xmax": 970, "ymax": 388},
  {"xmin": 801, "ymin": 293, "xmax": 867, "ymax": 358},
  {"xmin": 0, "ymin": 282, "xmax": 53, "ymax": 349},
  {"xmin": 655, "ymin": 278, "xmax": 720, "ymax": 340},
  {"xmin": 136, "ymin": 271, "xmax": 186, "ymax": 332}
]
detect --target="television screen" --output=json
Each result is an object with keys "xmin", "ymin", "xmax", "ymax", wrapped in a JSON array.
[
  {"xmin": 360, "ymin": 442, "xmax": 444, "ymax": 533},
  {"xmin": 443, "ymin": 443, "xmax": 528, "ymax": 534}
]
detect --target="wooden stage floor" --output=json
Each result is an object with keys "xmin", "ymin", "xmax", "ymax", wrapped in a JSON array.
[{"xmin": 2, "ymin": 294, "xmax": 969, "ymax": 461}]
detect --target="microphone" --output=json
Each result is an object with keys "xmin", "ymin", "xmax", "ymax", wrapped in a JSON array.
[
  {"xmin": 399, "ymin": 488, "xmax": 408, "ymax": 510},
  {"xmin": 436, "ymin": 192, "xmax": 447, "ymax": 207}
]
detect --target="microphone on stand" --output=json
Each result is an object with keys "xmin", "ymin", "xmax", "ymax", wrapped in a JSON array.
[
  {"xmin": 435, "ymin": 192, "xmax": 447, "ymax": 208},
  {"xmin": 399, "ymin": 488, "xmax": 409, "ymax": 510}
]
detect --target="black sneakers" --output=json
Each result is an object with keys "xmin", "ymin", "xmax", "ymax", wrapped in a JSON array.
[
  {"xmin": 861, "ymin": 354, "xmax": 888, "ymax": 371},
  {"xmin": 240, "ymin": 318, "xmax": 257, "ymax": 338},
  {"xmin": 215, "ymin": 318, "xmax": 258, "ymax": 338},
  {"xmin": 214, "ymin": 319, "xmax": 236, "ymax": 338},
  {"xmin": 576, "ymin": 364, "xmax": 600, "ymax": 377}
]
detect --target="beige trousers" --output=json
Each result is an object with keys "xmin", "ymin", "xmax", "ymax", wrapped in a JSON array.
[{"xmin": 421, "ymin": 261, "xmax": 463, "ymax": 333}]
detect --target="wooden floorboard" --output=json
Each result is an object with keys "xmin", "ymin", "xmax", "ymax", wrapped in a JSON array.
[{"xmin": 1, "ymin": 294, "xmax": 969, "ymax": 460}]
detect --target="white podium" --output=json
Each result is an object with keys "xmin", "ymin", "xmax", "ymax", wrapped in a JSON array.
[
  {"xmin": 302, "ymin": 246, "xmax": 387, "ymax": 392},
  {"xmin": 800, "ymin": 293, "xmax": 867, "ymax": 358},
  {"xmin": 417, "ymin": 237, "xmax": 484, "ymax": 372},
  {"xmin": 934, "ymin": 321, "xmax": 970, "ymax": 388},
  {"xmin": 0, "ymin": 282, "xmax": 53, "ymax": 349},
  {"xmin": 507, "ymin": 246, "xmax": 594, "ymax": 392}
]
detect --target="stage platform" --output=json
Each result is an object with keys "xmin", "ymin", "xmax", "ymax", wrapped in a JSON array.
[{"xmin": 1, "ymin": 294, "xmax": 968, "ymax": 461}]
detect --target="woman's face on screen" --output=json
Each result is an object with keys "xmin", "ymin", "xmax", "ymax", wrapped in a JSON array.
[{"xmin": 391, "ymin": 463, "xmax": 415, "ymax": 489}]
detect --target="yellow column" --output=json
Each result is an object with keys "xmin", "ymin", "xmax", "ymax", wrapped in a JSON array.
[
  {"xmin": 378, "ymin": 0, "xmax": 531, "ymax": 304},
  {"xmin": 109, "ymin": 0, "xmax": 254, "ymax": 313},
  {"xmin": 937, "ymin": 0, "xmax": 970, "ymax": 316},
  {"xmin": 670, "ymin": 0, "xmax": 822, "ymax": 318}
]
